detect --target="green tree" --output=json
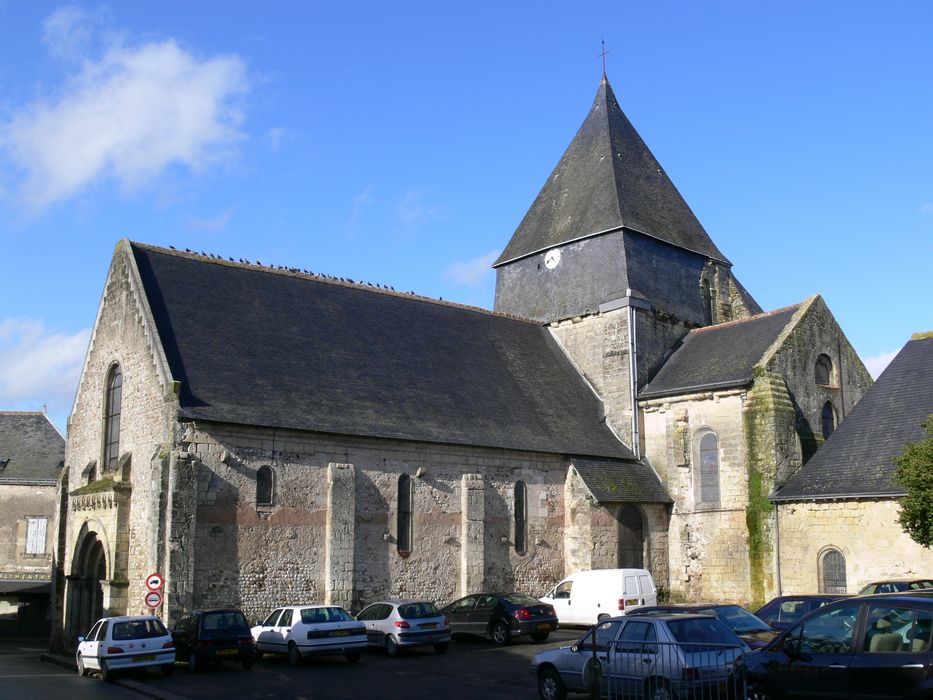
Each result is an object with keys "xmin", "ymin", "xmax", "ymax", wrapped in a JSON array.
[{"xmin": 895, "ymin": 415, "xmax": 933, "ymax": 546}]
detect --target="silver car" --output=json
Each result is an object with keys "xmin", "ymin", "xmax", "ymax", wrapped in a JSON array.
[
  {"xmin": 356, "ymin": 599, "xmax": 451, "ymax": 655},
  {"xmin": 530, "ymin": 613, "xmax": 748, "ymax": 700}
]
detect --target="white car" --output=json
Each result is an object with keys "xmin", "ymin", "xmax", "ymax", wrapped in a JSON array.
[
  {"xmin": 356, "ymin": 599, "xmax": 451, "ymax": 655},
  {"xmin": 251, "ymin": 605, "xmax": 367, "ymax": 665},
  {"xmin": 76, "ymin": 615, "xmax": 175, "ymax": 681}
]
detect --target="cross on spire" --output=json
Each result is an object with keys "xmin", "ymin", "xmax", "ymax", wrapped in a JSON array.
[{"xmin": 598, "ymin": 39, "xmax": 610, "ymax": 78}]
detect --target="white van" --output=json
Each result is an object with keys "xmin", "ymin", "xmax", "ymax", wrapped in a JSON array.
[{"xmin": 540, "ymin": 569, "xmax": 658, "ymax": 625}]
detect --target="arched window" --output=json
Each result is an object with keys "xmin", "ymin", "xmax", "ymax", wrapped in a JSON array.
[
  {"xmin": 514, "ymin": 481, "xmax": 527, "ymax": 554},
  {"xmin": 397, "ymin": 474, "xmax": 412, "ymax": 556},
  {"xmin": 822, "ymin": 402, "xmax": 837, "ymax": 439},
  {"xmin": 820, "ymin": 548, "xmax": 847, "ymax": 593},
  {"xmin": 696, "ymin": 431, "xmax": 721, "ymax": 506},
  {"xmin": 815, "ymin": 354, "xmax": 833, "ymax": 385},
  {"xmin": 256, "ymin": 466, "xmax": 275, "ymax": 505},
  {"xmin": 103, "ymin": 365, "xmax": 122, "ymax": 471}
]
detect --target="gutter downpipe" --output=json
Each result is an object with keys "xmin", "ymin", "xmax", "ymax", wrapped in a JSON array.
[
  {"xmin": 774, "ymin": 498, "xmax": 783, "ymax": 597},
  {"xmin": 628, "ymin": 297, "xmax": 640, "ymax": 460}
]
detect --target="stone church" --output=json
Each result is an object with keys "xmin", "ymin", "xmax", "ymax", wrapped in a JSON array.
[{"xmin": 53, "ymin": 77, "xmax": 874, "ymax": 645}]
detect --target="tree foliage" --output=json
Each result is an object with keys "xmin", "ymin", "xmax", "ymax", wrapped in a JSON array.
[{"xmin": 895, "ymin": 415, "xmax": 933, "ymax": 547}]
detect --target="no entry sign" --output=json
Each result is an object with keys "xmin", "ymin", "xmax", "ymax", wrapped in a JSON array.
[
  {"xmin": 146, "ymin": 572, "xmax": 164, "ymax": 591},
  {"xmin": 145, "ymin": 591, "xmax": 163, "ymax": 609}
]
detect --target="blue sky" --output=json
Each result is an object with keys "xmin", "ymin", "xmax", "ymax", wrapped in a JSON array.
[{"xmin": 1, "ymin": 2, "xmax": 931, "ymax": 432}]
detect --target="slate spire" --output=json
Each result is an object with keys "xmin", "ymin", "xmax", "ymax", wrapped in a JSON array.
[{"xmin": 494, "ymin": 77, "xmax": 729, "ymax": 267}]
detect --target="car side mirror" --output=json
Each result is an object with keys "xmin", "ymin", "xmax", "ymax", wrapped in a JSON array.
[
  {"xmin": 77, "ymin": 636, "xmax": 85, "ymax": 643},
  {"xmin": 783, "ymin": 636, "xmax": 801, "ymax": 658},
  {"xmin": 570, "ymin": 644, "xmax": 579, "ymax": 653}
]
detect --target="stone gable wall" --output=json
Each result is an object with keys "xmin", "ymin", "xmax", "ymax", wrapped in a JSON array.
[
  {"xmin": 777, "ymin": 499, "xmax": 933, "ymax": 594},
  {"xmin": 176, "ymin": 421, "xmax": 568, "ymax": 622},
  {"xmin": 63, "ymin": 245, "xmax": 177, "ymax": 620},
  {"xmin": 0, "ymin": 484, "xmax": 58, "ymax": 576}
]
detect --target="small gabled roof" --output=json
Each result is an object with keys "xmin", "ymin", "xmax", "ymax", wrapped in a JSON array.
[
  {"xmin": 0, "ymin": 411, "xmax": 64, "ymax": 482},
  {"xmin": 571, "ymin": 456, "xmax": 671, "ymax": 504},
  {"xmin": 775, "ymin": 334, "xmax": 933, "ymax": 501},
  {"xmin": 130, "ymin": 243, "xmax": 634, "ymax": 461},
  {"xmin": 495, "ymin": 77, "xmax": 728, "ymax": 268},
  {"xmin": 639, "ymin": 305, "xmax": 801, "ymax": 400}
]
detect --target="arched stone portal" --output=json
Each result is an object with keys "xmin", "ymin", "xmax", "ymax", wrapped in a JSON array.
[
  {"xmin": 67, "ymin": 530, "xmax": 108, "ymax": 641},
  {"xmin": 617, "ymin": 505, "xmax": 646, "ymax": 569}
]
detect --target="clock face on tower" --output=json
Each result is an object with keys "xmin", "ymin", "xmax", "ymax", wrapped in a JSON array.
[{"xmin": 544, "ymin": 248, "xmax": 561, "ymax": 270}]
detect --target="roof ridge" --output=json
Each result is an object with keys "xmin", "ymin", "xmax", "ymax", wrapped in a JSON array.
[
  {"xmin": 128, "ymin": 241, "xmax": 540, "ymax": 326},
  {"xmin": 0, "ymin": 410, "xmax": 47, "ymax": 416},
  {"xmin": 689, "ymin": 301, "xmax": 803, "ymax": 335}
]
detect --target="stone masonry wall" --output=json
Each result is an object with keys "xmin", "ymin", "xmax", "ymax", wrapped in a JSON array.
[
  {"xmin": 641, "ymin": 390, "xmax": 751, "ymax": 603},
  {"xmin": 177, "ymin": 421, "xmax": 567, "ymax": 623},
  {"xmin": 0, "ymin": 484, "xmax": 58, "ymax": 576},
  {"xmin": 777, "ymin": 499, "xmax": 933, "ymax": 594},
  {"xmin": 63, "ymin": 243, "xmax": 177, "ymax": 621}
]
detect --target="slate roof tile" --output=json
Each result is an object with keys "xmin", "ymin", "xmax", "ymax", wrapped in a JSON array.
[
  {"xmin": 0, "ymin": 412, "xmax": 64, "ymax": 482},
  {"xmin": 571, "ymin": 456, "xmax": 671, "ymax": 503},
  {"xmin": 131, "ymin": 243, "xmax": 635, "ymax": 460}
]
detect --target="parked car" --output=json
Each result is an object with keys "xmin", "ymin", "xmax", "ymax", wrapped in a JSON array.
[
  {"xmin": 753, "ymin": 594, "xmax": 849, "ymax": 631},
  {"xmin": 540, "ymin": 569, "xmax": 658, "ymax": 625},
  {"xmin": 171, "ymin": 608, "xmax": 255, "ymax": 672},
  {"xmin": 637, "ymin": 603, "xmax": 778, "ymax": 649},
  {"xmin": 356, "ymin": 599, "xmax": 451, "ymax": 655},
  {"xmin": 746, "ymin": 591, "xmax": 933, "ymax": 700},
  {"xmin": 251, "ymin": 605, "xmax": 367, "ymax": 664},
  {"xmin": 531, "ymin": 613, "xmax": 748, "ymax": 700},
  {"xmin": 859, "ymin": 578, "xmax": 933, "ymax": 595},
  {"xmin": 76, "ymin": 615, "xmax": 175, "ymax": 681},
  {"xmin": 443, "ymin": 593, "xmax": 558, "ymax": 645}
]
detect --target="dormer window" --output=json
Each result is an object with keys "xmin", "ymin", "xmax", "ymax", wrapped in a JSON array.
[
  {"xmin": 815, "ymin": 354, "xmax": 834, "ymax": 386},
  {"xmin": 0, "ymin": 457, "xmax": 8, "ymax": 470}
]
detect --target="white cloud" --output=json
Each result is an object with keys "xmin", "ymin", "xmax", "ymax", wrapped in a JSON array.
[
  {"xmin": 397, "ymin": 191, "xmax": 444, "ymax": 227},
  {"xmin": 0, "ymin": 14, "xmax": 248, "ymax": 211},
  {"xmin": 186, "ymin": 207, "xmax": 234, "ymax": 233},
  {"xmin": 263, "ymin": 126, "xmax": 289, "ymax": 152},
  {"xmin": 42, "ymin": 5, "xmax": 107, "ymax": 62},
  {"xmin": 0, "ymin": 319, "xmax": 90, "ymax": 416},
  {"xmin": 863, "ymin": 349, "xmax": 899, "ymax": 379},
  {"xmin": 444, "ymin": 250, "xmax": 499, "ymax": 286}
]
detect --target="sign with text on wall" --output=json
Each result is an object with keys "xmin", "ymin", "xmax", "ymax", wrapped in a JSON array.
[
  {"xmin": 146, "ymin": 572, "xmax": 164, "ymax": 591},
  {"xmin": 145, "ymin": 591, "xmax": 163, "ymax": 609}
]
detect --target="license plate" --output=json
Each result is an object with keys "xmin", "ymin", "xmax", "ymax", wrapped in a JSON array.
[
  {"xmin": 132, "ymin": 654, "xmax": 156, "ymax": 662},
  {"xmin": 216, "ymin": 648, "xmax": 238, "ymax": 656},
  {"xmin": 538, "ymin": 622, "xmax": 551, "ymax": 630},
  {"xmin": 421, "ymin": 623, "xmax": 437, "ymax": 629},
  {"xmin": 332, "ymin": 630, "xmax": 350, "ymax": 636},
  {"xmin": 625, "ymin": 599, "xmax": 639, "ymax": 607}
]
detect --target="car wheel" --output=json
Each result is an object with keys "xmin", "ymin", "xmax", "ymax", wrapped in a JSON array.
[
  {"xmin": 241, "ymin": 657, "xmax": 254, "ymax": 671},
  {"xmin": 345, "ymin": 651, "xmax": 361, "ymax": 663},
  {"xmin": 747, "ymin": 685, "xmax": 778, "ymax": 700},
  {"xmin": 75, "ymin": 652, "xmax": 87, "ymax": 677},
  {"xmin": 161, "ymin": 663, "xmax": 175, "ymax": 676},
  {"xmin": 645, "ymin": 678, "xmax": 675, "ymax": 700},
  {"xmin": 434, "ymin": 642, "xmax": 449, "ymax": 654},
  {"xmin": 385, "ymin": 635, "xmax": 400, "ymax": 656},
  {"xmin": 538, "ymin": 666, "xmax": 567, "ymax": 700},
  {"xmin": 491, "ymin": 620, "xmax": 511, "ymax": 646},
  {"xmin": 287, "ymin": 642, "xmax": 302, "ymax": 667},
  {"xmin": 100, "ymin": 659, "xmax": 113, "ymax": 683},
  {"xmin": 254, "ymin": 648, "xmax": 264, "ymax": 661},
  {"xmin": 531, "ymin": 631, "xmax": 550, "ymax": 643},
  {"xmin": 189, "ymin": 652, "xmax": 200, "ymax": 673}
]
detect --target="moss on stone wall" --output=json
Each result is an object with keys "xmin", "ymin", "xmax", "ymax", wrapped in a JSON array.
[{"xmin": 69, "ymin": 478, "xmax": 131, "ymax": 496}]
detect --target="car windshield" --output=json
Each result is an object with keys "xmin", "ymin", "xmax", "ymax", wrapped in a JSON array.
[
  {"xmin": 702, "ymin": 605, "xmax": 772, "ymax": 633},
  {"xmin": 112, "ymin": 618, "xmax": 167, "ymax": 640},
  {"xmin": 503, "ymin": 594, "xmax": 541, "ymax": 607},
  {"xmin": 398, "ymin": 602, "xmax": 441, "ymax": 619},
  {"xmin": 667, "ymin": 617, "xmax": 742, "ymax": 646},
  {"xmin": 300, "ymin": 607, "xmax": 354, "ymax": 623},
  {"xmin": 202, "ymin": 611, "xmax": 249, "ymax": 631}
]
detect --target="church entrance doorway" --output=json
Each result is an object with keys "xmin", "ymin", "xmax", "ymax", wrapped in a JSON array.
[
  {"xmin": 68, "ymin": 531, "xmax": 107, "ymax": 640},
  {"xmin": 617, "ymin": 505, "xmax": 646, "ymax": 569}
]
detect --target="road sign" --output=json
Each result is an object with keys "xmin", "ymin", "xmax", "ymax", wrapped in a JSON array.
[
  {"xmin": 145, "ymin": 591, "xmax": 163, "ymax": 609},
  {"xmin": 146, "ymin": 572, "xmax": 164, "ymax": 591}
]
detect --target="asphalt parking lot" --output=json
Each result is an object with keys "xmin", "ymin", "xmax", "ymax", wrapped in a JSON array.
[{"xmin": 55, "ymin": 628, "xmax": 585, "ymax": 700}]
